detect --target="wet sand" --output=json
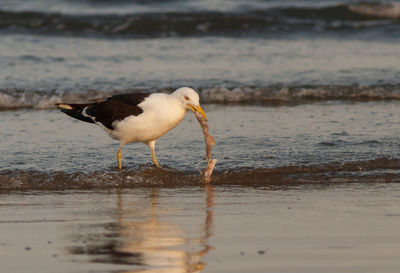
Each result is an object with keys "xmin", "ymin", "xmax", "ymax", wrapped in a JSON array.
[{"xmin": 1, "ymin": 183, "xmax": 400, "ymax": 273}]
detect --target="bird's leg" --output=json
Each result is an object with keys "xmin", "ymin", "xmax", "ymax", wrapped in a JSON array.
[
  {"xmin": 152, "ymin": 150, "xmax": 161, "ymax": 168},
  {"xmin": 116, "ymin": 145, "xmax": 124, "ymax": 170},
  {"xmin": 147, "ymin": 140, "xmax": 161, "ymax": 168}
]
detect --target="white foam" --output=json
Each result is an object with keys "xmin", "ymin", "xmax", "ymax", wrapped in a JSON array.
[
  {"xmin": 0, "ymin": 90, "xmax": 110, "ymax": 110},
  {"xmin": 349, "ymin": 2, "xmax": 400, "ymax": 19},
  {"xmin": 2, "ymin": 85, "xmax": 400, "ymax": 110}
]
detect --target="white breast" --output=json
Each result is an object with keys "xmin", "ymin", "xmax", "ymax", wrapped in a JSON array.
[{"xmin": 109, "ymin": 93, "xmax": 187, "ymax": 144}]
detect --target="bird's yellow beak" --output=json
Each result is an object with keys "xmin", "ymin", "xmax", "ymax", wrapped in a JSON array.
[{"xmin": 188, "ymin": 104, "xmax": 207, "ymax": 119}]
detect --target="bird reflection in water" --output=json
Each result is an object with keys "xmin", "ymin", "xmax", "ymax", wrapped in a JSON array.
[{"xmin": 67, "ymin": 185, "xmax": 214, "ymax": 273}]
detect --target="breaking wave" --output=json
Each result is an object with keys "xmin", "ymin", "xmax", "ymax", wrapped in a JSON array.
[
  {"xmin": 1, "ymin": 84, "xmax": 400, "ymax": 110},
  {"xmin": 0, "ymin": 2, "xmax": 399, "ymax": 38},
  {"xmin": 1, "ymin": 158, "xmax": 399, "ymax": 191},
  {"xmin": 349, "ymin": 2, "xmax": 400, "ymax": 19}
]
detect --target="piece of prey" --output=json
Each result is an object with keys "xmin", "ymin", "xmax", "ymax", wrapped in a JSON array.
[{"xmin": 194, "ymin": 111, "xmax": 217, "ymax": 182}]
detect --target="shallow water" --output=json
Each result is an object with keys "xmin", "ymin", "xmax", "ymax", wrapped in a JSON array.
[
  {"xmin": 2, "ymin": 0, "xmax": 399, "ymax": 183},
  {"xmin": 1, "ymin": 184, "xmax": 400, "ymax": 273},
  {"xmin": 1, "ymin": 102, "xmax": 400, "ymax": 191}
]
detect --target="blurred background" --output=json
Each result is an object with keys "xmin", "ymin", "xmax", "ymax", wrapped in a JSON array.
[{"xmin": 1, "ymin": 0, "xmax": 400, "ymax": 108}]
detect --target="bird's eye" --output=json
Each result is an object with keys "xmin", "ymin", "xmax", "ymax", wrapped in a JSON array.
[{"xmin": 184, "ymin": 96, "xmax": 190, "ymax": 100}]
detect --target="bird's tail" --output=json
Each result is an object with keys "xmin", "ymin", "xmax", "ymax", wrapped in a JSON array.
[{"xmin": 55, "ymin": 103, "xmax": 95, "ymax": 124}]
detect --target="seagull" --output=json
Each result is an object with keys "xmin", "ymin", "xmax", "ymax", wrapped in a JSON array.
[{"xmin": 56, "ymin": 87, "xmax": 206, "ymax": 170}]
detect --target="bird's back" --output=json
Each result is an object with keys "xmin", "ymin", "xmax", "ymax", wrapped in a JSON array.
[
  {"xmin": 86, "ymin": 93, "xmax": 150, "ymax": 130},
  {"xmin": 111, "ymin": 93, "xmax": 187, "ymax": 143},
  {"xmin": 57, "ymin": 93, "xmax": 150, "ymax": 130},
  {"xmin": 57, "ymin": 92, "xmax": 187, "ymax": 143}
]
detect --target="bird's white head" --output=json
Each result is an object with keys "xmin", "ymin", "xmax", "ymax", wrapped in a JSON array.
[{"xmin": 173, "ymin": 87, "xmax": 207, "ymax": 119}]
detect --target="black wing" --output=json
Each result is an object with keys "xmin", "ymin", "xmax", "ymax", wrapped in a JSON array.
[{"xmin": 85, "ymin": 93, "xmax": 150, "ymax": 130}]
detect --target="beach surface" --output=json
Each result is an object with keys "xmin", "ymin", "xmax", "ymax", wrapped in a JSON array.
[{"xmin": 1, "ymin": 184, "xmax": 400, "ymax": 273}]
